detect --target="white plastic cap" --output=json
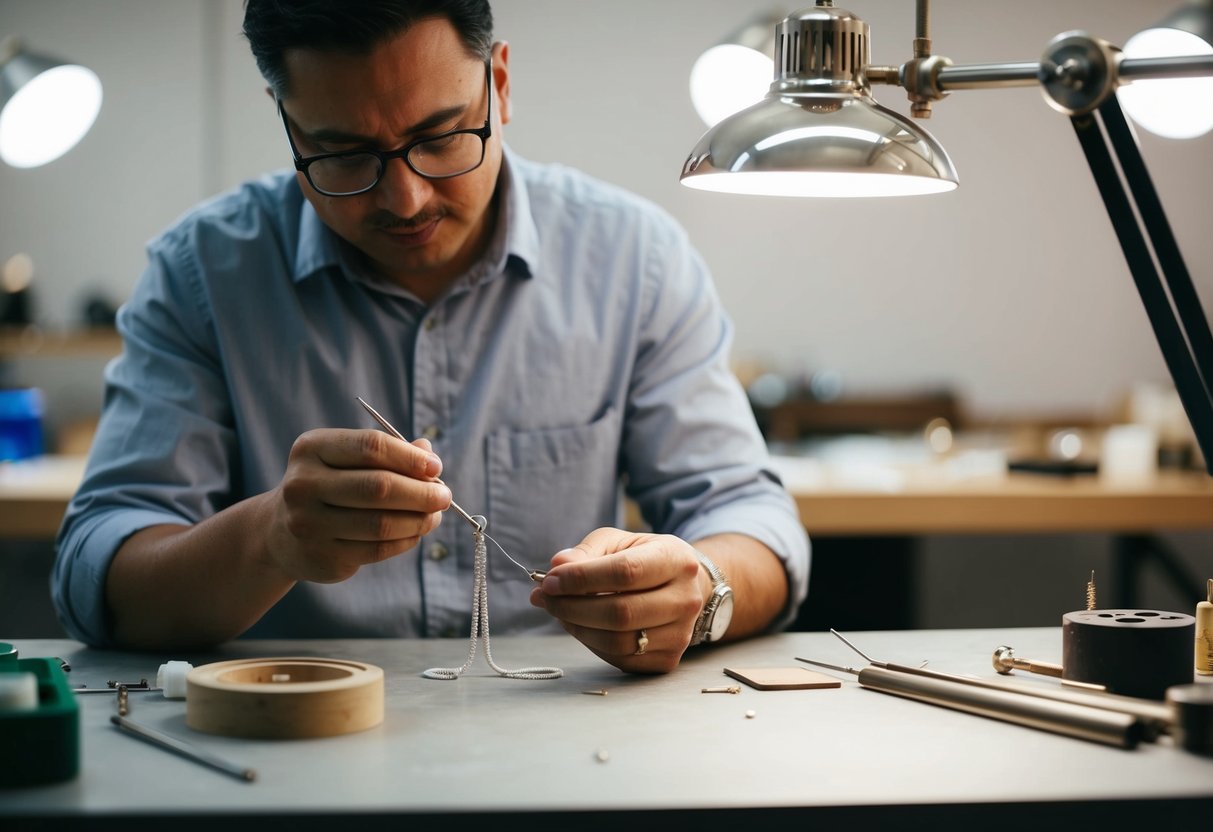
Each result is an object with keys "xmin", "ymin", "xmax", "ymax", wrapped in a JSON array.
[{"xmin": 156, "ymin": 660, "xmax": 194, "ymax": 699}]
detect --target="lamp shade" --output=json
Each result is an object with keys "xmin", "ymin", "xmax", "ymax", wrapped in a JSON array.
[
  {"xmin": 681, "ymin": 90, "xmax": 958, "ymax": 197},
  {"xmin": 1118, "ymin": 0, "xmax": 1213, "ymax": 139},
  {"xmin": 0, "ymin": 38, "xmax": 103, "ymax": 168},
  {"xmin": 680, "ymin": 3, "xmax": 957, "ymax": 197}
]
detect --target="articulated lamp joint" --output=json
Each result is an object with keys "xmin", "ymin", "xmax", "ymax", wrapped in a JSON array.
[
  {"xmin": 1038, "ymin": 32, "xmax": 1121, "ymax": 116},
  {"xmin": 900, "ymin": 53, "xmax": 953, "ymax": 119}
]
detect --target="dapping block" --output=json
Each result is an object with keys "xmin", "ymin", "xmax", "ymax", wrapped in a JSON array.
[
  {"xmin": 1062, "ymin": 610, "xmax": 1195, "ymax": 700},
  {"xmin": 186, "ymin": 657, "xmax": 384, "ymax": 739}
]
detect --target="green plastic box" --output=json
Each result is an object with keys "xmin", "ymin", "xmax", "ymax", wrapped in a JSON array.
[{"xmin": 0, "ymin": 646, "xmax": 80, "ymax": 786}]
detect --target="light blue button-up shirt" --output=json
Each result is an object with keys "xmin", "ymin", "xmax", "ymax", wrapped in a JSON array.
[{"xmin": 52, "ymin": 149, "xmax": 810, "ymax": 645}]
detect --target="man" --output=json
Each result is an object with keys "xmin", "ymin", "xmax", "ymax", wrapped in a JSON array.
[{"xmin": 52, "ymin": 0, "xmax": 809, "ymax": 674}]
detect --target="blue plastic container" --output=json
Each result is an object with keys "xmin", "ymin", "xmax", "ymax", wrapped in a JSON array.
[{"xmin": 0, "ymin": 387, "xmax": 45, "ymax": 461}]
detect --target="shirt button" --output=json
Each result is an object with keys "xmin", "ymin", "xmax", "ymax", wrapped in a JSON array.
[
  {"xmin": 428, "ymin": 542, "xmax": 449, "ymax": 561},
  {"xmin": 421, "ymin": 425, "xmax": 442, "ymax": 440},
  {"xmin": 424, "ymin": 316, "xmax": 439, "ymax": 331}
]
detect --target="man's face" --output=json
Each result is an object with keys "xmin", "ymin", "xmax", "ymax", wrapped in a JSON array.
[{"xmin": 278, "ymin": 18, "xmax": 510, "ymax": 296}]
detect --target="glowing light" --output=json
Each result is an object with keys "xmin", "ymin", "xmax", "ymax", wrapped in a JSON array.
[
  {"xmin": 1119, "ymin": 29, "xmax": 1213, "ymax": 139},
  {"xmin": 0, "ymin": 64, "xmax": 102, "ymax": 168},
  {"xmin": 690, "ymin": 44, "xmax": 773, "ymax": 127}
]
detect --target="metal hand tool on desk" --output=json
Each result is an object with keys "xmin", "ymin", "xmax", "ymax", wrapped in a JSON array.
[
  {"xmin": 799, "ymin": 657, "xmax": 1144, "ymax": 748},
  {"xmin": 813, "ymin": 628, "xmax": 1173, "ymax": 739},
  {"xmin": 111, "ymin": 715, "xmax": 256, "ymax": 782},
  {"xmin": 992, "ymin": 644, "xmax": 1064, "ymax": 678},
  {"xmin": 797, "ymin": 630, "xmax": 1159, "ymax": 747}
]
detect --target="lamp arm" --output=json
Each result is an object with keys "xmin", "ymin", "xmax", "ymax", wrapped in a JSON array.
[
  {"xmin": 884, "ymin": 50, "xmax": 1213, "ymax": 111},
  {"xmin": 874, "ymin": 29, "xmax": 1213, "ymax": 473},
  {"xmin": 1071, "ymin": 97, "xmax": 1213, "ymax": 473},
  {"xmin": 893, "ymin": 0, "xmax": 1213, "ymax": 102}
]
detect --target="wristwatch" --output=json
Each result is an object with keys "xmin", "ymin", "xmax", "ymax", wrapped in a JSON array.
[{"xmin": 690, "ymin": 551, "xmax": 734, "ymax": 645}]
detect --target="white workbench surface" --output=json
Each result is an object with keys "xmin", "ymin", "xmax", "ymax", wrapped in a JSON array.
[{"xmin": 2, "ymin": 627, "xmax": 1211, "ymax": 827}]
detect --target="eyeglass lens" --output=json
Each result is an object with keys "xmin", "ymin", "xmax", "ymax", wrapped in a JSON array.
[{"xmin": 308, "ymin": 132, "xmax": 487, "ymax": 195}]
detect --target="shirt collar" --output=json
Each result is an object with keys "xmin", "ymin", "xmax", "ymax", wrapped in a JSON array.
[
  {"xmin": 290, "ymin": 144, "xmax": 539, "ymax": 286},
  {"xmin": 497, "ymin": 145, "xmax": 539, "ymax": 280}
]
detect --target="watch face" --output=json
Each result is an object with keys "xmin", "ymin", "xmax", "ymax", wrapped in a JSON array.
[{"xmin": 708, "ymin": 590, "xmax": 734, "ymax": 641}]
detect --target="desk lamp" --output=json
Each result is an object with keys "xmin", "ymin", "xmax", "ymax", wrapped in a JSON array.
[
  {"xmin": 680, "ymin": 0, "xmax": 1213, "ymax": 474},
  {"xmin": 689, "ymin": 10, "xmax": 782, "ymax": 127},
  {"xmin": 1119, "ymin": 1, "xmax": 1213, "ymax": 139},
  {"xmin": 0, "ymin": 36, "xmax": 102, "ymax": 168}
]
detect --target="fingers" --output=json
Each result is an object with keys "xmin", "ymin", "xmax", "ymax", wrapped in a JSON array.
[
  {"xmin": 541, "ymin": 532, "xmax": 699, "ymax": 596},
  {"xmin": 284, "ymin": 428, "xmax": 452, "ymax": 512},
  {"xmin": 558, "ymin": 621, "xmax": 682, "ymax": 674},
  {"xmin": 267, "ymin": 428, "xmax": 453, "ymax": 582},
  {"xmin": 281, "ymin": 500, "xmax": 444, "ymax": 545},
  {"xmin": 306, "ymin": 428, "xmax": 443, "ymax": 480},
  {"xmin": 531, "ymin": 530, "xmax": 705, "ymax": 674},
  {"xmin": 294, "ymin": 467, "xmax": 452, "ymax": 512}
]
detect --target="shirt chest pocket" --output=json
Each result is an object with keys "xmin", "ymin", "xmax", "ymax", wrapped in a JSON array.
[{"xmin": 484, "ymin": 407, "xmax": 622, "ymax": 581}]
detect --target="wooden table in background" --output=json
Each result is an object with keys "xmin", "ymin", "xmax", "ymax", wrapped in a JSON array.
[
  {"xmin": 0, "ymin": 455, "xmax": 86, "ymax": 540},
  {"xmin": 4, "ymin": 454, "xmax": 1213, "ymax": 541}
]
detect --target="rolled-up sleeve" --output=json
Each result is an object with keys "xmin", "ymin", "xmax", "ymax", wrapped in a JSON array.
[
  {"xmin": 52, "ymin": 233, "xmax": 235, "ymax": 646},
  {"xmin": 622, "ymin": 220, "xmax": 810, "ymax": 631}
]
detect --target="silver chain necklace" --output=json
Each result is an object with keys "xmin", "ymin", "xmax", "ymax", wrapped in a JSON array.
[
  {"xmin": 422, "ymin": 517, "xmax": 563, "ymax": 681},
  {"xmin": 356, "ymin": 397, "xmax": 562, "ymax": 680}
]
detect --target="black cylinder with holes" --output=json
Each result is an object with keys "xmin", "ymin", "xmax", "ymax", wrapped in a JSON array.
[{"xmin": 1062, "ymin": 609, "xmax": 1195, "ymax": 700}]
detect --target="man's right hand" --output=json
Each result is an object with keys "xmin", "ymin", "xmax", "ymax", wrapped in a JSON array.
[
  {"xmin": 105, "ymin": 427, "xmax": 452, "ymax": 648},
  {"xmin": 264, "ymin": 428, "xmax": 452, "ymax": 583}
]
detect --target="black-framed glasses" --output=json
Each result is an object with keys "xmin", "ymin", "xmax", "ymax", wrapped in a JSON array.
[{"xmin": 278, "ymin": 59, "xmax": 492, "ymax": 197}]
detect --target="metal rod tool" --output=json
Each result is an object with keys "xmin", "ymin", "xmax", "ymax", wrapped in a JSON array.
[
  {"xmin": 817, "ymin": 629, "xmax": 1171, "ymax": 739},
  {"xmin": 110, "ymin": 715, "xmax": 257, "ymax": 782},
  {"xmin": 798, "ymin": 658, "xmax": 1142, "ymax": 749},
  {"xmin": 825, "ymin": 630, "xmax": 1172, "ymax": 738}
]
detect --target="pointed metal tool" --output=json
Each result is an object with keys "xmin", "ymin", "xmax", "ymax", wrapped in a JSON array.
[
  {"xmin": 357, "ymin": 397, "xmax": 547, "ymax": 582},
  {"xmin": 356, "ymin": 397, "xmax": 482, "ymax": 532}
]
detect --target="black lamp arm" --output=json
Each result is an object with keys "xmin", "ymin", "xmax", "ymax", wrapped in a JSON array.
[{"xmin": 1071, "ymin": 96, "xmax": 1213, "ymax": 473}]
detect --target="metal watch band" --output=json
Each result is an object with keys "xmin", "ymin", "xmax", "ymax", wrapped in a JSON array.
[
  {"xmin": 696, "ymin": 551, "xmax": 727, "ymax": 587},
  {"xmin": 692, "ymin": 551, "xmax": 730, "ymax": 645}
]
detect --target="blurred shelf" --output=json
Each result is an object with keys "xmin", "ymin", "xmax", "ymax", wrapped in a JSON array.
[
  {"xmin": 756, "ymin": 392, "xmax": 962, "ymax": 440},
  {"xmin": 0, "ymin": 326, "xmax": 122, "ymax": 359}
]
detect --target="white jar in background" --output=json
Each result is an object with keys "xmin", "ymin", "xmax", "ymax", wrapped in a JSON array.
[{"xmin": 1099, "ymin": 423, "xmax": 1159, "ymax": 481}]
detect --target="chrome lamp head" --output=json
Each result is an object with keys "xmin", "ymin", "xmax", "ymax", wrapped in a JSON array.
[{"xmin": 680, "ymin": 3, "xmax": 958, "ymax": 198}]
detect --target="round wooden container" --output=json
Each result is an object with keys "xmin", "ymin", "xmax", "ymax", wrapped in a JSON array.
[{"xmin": 186, "ymin": 657, "xmax": 384, "ymax": 739}]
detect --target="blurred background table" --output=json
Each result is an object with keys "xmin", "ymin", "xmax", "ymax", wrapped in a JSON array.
[{"xmin": 3, "ymin": 446, "xmax": 1211, "ymax": 638}]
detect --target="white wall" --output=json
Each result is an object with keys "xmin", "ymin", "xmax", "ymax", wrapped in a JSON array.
[{"xmin": 3, "ymin": 0, "xmax": 1212, "ymax": 422}]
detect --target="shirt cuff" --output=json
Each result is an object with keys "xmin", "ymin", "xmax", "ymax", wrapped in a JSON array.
[{"xmin": 54, "ymin": 507, "xmax": 191, "ymax": 647}]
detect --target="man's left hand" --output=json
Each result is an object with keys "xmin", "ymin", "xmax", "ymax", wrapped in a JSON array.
[{"xmin": 529, "ymin": 527, "xmax": 709, "ymax": 673}]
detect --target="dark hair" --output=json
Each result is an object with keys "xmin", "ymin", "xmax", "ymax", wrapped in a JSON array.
[{"xmin": 243, "ymin": 0, "xmax": 494, "ymax": 97}]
